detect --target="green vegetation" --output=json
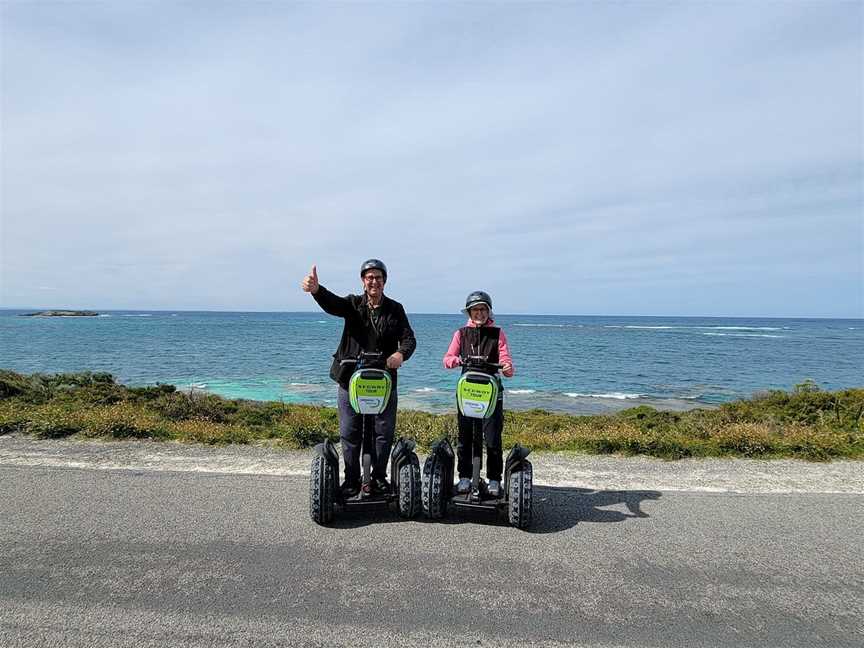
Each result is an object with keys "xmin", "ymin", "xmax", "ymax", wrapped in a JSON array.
[{"xmin": 1, "ymin": 370, "xmax": 862, "ymax": 461}]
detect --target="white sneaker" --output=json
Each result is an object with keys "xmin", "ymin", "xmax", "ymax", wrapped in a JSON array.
[
  {"xmin": 487, "ymin": 480, "xmax": 501, "ymax": 497},
  {"xmin": 457, "ymin": 478, "xmax": 471, "ymax": 494}
]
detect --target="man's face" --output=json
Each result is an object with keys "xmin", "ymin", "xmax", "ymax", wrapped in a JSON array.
[
  {"xmin": 361, "ymin": 271, "xmax": 385, "ymax": 299},
  {"xmin": 468, "ymin": 304, "xmax": 489, "ymax": 325}
]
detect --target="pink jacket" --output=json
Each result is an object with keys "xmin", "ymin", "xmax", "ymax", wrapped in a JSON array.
[{"xmin": 443, "ymin": 318, "xmax": 515, "ymax": 378}]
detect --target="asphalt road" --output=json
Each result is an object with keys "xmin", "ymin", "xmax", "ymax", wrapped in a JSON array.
[
  {"xmin": 0, "ymin": 466, "xmax": 864, "ymax": 647},
  {"xmin": 1, "ymin": 461, "xmax": 862, "ymax": 647}
]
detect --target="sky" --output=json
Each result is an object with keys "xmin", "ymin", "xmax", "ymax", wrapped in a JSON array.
[{"xmin": 1, "ymin": 1, "xmax": 862, "ymax": 318}]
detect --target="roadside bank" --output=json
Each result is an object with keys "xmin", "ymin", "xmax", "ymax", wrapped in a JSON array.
[{"xmin": 2, "ymin": 433, "xmax": 861, "ymax": 494}]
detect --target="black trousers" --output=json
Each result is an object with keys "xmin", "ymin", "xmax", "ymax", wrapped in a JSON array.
[
  {"xmin": 457, "ymin": 396, "xmax": 504, "ymax": 482},
  {"xmin": 337, "ymin": 385, "xmax": 397, "ymax": 484}
]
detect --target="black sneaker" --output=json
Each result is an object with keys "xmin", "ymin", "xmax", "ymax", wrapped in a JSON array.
[
  {"xmin": 371, "ymin": 476, "xmax": 390, "ymax": 494},
  {"xmin": 340, "ymin": 480, "xmax": 360, "ymax": 498}
]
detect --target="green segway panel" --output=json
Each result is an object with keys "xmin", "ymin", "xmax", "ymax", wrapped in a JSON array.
[
  {"xmin": 348, "ymin": 369, "xmax": 392, "ymax": 415},
  {"xmin": 456, "ymin": 371, "xmax": 499, "ymax": 419}
]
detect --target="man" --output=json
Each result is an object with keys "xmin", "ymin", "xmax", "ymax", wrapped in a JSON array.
[{"xmin": 301, "ymin": 259, "xmax": 416, "ymax": 497}]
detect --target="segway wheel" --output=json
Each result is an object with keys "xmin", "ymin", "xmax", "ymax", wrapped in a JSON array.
[
  {"xmin": 422, "ymin": 457, "xmax": 448, "ymax": 519},
  {"xmin": 508, "ymin": 461, "xmax": 533, "ymax": 529},
  {"xmin": 397, "ymin": 461, "xmax": 422, "ymax": 518},
  {"xmin": 309, "ymin": 455, "xmax": 335, "ymax": 525}
]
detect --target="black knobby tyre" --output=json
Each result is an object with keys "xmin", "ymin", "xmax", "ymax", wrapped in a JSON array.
[
  {"xmin": 508, "ymin": 461, "xmax": 533, "ymax": 529},
  {"xmin": 397, "ymin": 461, "xmax": 422, "ymax": 518},
  {"xmin": 309, "ymin": 455, "xmax": 335, "ymax": 525},
  {"xmin": 422, "ymin": 457, "xmax": 448, "ymax": 519}
]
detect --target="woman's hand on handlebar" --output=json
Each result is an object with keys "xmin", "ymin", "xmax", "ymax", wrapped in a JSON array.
[
  {"xmin": 501, "ymin": 361, "xmax": 512, "ymax": 375},
  {"xmin": 461, "ymin": 355, "xmax": 504, "ymax": 372}
]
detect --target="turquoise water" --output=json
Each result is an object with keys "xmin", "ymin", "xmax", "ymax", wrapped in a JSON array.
[{"xmin": 1, "ymin": 309, "xmax": 861, "ymax": 414}]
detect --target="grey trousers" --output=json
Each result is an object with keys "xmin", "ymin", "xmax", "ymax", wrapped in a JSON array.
[{"xmin": 337, "ymin": 385, "xmax": 398, "ymax": 484}]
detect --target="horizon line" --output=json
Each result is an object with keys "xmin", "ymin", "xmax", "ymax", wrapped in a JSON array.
[{"xmin": 1, "ymin": 307, "xmax": 861, "ymax": 321}]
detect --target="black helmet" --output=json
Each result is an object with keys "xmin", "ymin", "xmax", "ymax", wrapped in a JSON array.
[
  {"xmin": 463, "ymin": 290, "xmax": 492, "ymax": 313},
  {"xmin": 359, "ymin": 259, "xmax": 387, "ymax": 280}
]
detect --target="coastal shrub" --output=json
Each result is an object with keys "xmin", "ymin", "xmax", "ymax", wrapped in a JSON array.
[
  {"xmin": 544, "ymin": 419, "xmax": 695, "ymax": 459},
  {"xmin": 775, "ymin": 423, "xmax": 860, "ymax": 461},
  {"xmin": 717, "ymin": 387, "xmax": 864, "ymax": 433},
  {"xmin": 234, "ymin": 401, "xmax": 287, "ymax": 428},
  {"xmin": 0, "ymin": 370, "xmax": 30, "ymax": 399},
  {"xmin": 54, "ymin": 380, "xmax": 126, "ymax": 406},
  {"xmin": 711, "ymin": 423, "xmax": 776, "ymax": 457},
  {"xmin": 271, "ymin": 405, "xmax": 339, "ymax": 447},
  {"xmin": 661, "ymin": 408, "xmax": 714, "ymax": 442},
  {"xmin": 23, "ymin": 375, "xmax": 56, "ymax": 404},
  {"xmin": 793, "ymin": 379, "xmax": 821, "ymax": 394},
  {"xmin": 397, "ymin": 410, "xmax": 456, "ymax": 449},
  {"xmin": 0, "ymin": 369, "xmax": 861, "ymax": 460},
  {"xmin": 0, "ymin": 400, "xmax": 32, "ymax": 434},
  {"xmin": 125, "ymin": 384, "xmax": 177, "ymax": 403},
  {"xmin": 25, "ymin": 403, "xmax": 85, "ymax": 438},
  {"xmin": 0, "ymin": 371, "xmax": 119, "ymax": 404},
  {"xmin": 169, "ymin": 419, "xmax": 252, "ymax": 445},
  {"xmin": 502, "ymin": 409, "xmax": 596, "ymax": 451},
  {"xmin": 619, "ymin": 406, "xmax": 682, "ymax": 434},
  {"xmin": 76, "ymin": 403, "xmax": 166, "ymax": 440},
  {"xmin": 49, "ymin": 371, "xmax": 115, "ymax": 388},
  {"xmin": 149, "ymin": 391, "xmax": 233, "ymax": 423}
]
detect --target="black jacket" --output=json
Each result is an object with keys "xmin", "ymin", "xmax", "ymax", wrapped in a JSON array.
[{"xmin": 312, "ymin": 285, "xmax": 417, "ymax": 387}]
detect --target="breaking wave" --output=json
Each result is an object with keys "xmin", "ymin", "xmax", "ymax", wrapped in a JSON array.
[
  {"xmin": 513, "ymin": 323, "xmax": 579, "ymax": 328},
  {"xmin": 607, "ymin": 325, "xmax": 786, "ymax": 332},
  {"xmin": 605, "ymin": 325, "xmax": 675, "ymax": 330},
  {"xmin": 565, "ymin": 392, "xmax": 643, "ymax": 400},
  {"xmin": 702, "ymin": 333, "xmax": 784, "ymax": 338}
]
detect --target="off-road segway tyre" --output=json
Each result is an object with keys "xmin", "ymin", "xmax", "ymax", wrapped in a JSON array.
[
  {"xmin": 422, "ymin": 458, "xmax": 448, "ymax": 519},
  {"xmin": 508, "ymin": 460, "xmax": 533, "ymax": 529},
  {"xmin": 397, "ymin": 461, "xmax": 422, "ymax": 518},
  {"xmin": 309, "ymin": 455, "xmax": 336, "ymax": 525}
]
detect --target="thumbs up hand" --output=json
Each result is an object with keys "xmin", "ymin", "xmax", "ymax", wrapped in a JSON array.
[{"xmin": 302, "ymin": 265, "xmax": 319, "ymax": 294}]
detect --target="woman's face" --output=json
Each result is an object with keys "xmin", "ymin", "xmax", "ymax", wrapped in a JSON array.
[{"xmin": 469, "ymin": 304, "xmax": 489, "ymax": 325}]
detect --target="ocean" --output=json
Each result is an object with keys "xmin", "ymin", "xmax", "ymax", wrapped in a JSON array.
[{"xmin": 1, "ymin": 309, "xmax": 861, "ymax": 415}]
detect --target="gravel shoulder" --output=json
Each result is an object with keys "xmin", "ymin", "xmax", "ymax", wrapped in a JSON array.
[{"xmin": 1, "ymin": 432, "xmax": 861, "ymax": 493}]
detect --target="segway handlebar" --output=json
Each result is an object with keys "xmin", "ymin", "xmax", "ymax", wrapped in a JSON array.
[
  {"xmin": 460, "ymin": 355, "xmax": 503, "ymax": 373},
  {"xmin": 340, "ymin": 351, "xmax": 386, "ymax": 370}
]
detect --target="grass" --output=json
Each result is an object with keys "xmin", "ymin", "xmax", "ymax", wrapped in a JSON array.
[{"xmin": 1, "ymin": 370, "xmax": 862, "ymax": 461}]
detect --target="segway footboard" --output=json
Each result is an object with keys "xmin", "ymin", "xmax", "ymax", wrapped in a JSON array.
[{"xmin": 422, "ymin": 437, "xmax": 455, "ymax": 519}]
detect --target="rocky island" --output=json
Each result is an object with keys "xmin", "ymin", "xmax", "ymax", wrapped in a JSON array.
[{"xmin": 20, "ymin": 310, "xmax": 99, "ymax": 317}]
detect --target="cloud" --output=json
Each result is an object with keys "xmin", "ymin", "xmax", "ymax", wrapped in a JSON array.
[{"xmin": 1, "ymin": 2, "xmax": 861, "ymax": 316}]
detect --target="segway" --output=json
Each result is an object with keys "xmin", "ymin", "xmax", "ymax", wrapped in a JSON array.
[
  {"xmin": 421, "ymin": 355, "xmax": 533, "ymax": 529},
  {"xmin": 309, "ymin": 351, "xmax": 422, "ymax": 525}
]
